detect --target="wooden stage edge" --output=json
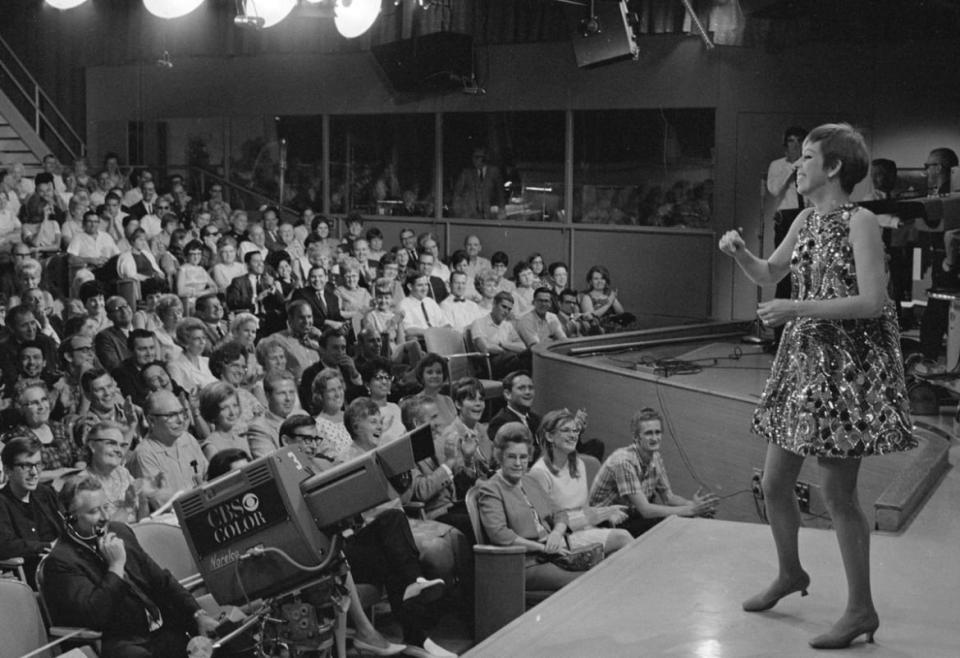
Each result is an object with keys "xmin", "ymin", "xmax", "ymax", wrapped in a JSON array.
[{"xmin": 533, "ymin": 321, "xmax": 952, "ymax": 533}]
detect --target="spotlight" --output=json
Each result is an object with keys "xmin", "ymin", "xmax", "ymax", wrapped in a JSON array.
[
  {"xmin": 45, "ymin": 0, "xmax": 89, "ymax": 9},
  {"xmin": 143, "ymin": 0, "xmax": 205, "ymax": 20},
  {"xmin": 335, "ymin": 0, "xmax": 381, "ymax": 39},
  {"xmin": 579, "ymin": 15, "xmax": 601, "ymax": 37}
]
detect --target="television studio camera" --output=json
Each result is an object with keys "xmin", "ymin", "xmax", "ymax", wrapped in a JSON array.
[{"xmin": 174, "ymin": 429, "xmax": 419, "ymax": 656}]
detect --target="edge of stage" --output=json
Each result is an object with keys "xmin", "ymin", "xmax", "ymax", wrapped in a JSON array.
[
  {"xmin": 465, "ymin": 484, "xmax": 960, "ymax": 658},
  {"xmin": 531, "ymin": 321, "xmax": 950, "ymax": 531}
]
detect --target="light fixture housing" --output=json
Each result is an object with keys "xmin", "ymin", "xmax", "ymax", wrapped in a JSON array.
[
  {"xmin": 243, "ymin": 0, "xmax": 297, "ymax": 29},
  {"xmin": 143, "ymin": 0, "xmax": 206, "ymax": 20},
  {"xmin": 335, "ymin": 0, "xmax": 381, "ymax": 39},
  {"xmin": 45, "ymin": 0, "xmax": 89, "ymax": 9}
]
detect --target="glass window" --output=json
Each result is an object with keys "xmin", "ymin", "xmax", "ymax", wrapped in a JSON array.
[
  {"xmin": 329, "ymin": 114, "xmax": 435, "ymax": 216},
  {"xmin": 573, "ymin": 108, "xmax": 715, "ymax": 226},
  {"xmin": 442, "ymin": 111, "xmax": 565, "ymax": 221}
]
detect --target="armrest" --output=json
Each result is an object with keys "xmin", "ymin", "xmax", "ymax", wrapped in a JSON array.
[
  {"xmin": 0, "ymin": 557, "xmax": 25, "ymax": 567},
  {"xmin": 48, "ymin": 627, "xmax": 102, "ymax": 641},
  {"xmin": 402, "ymin": 501, "xmax": 427, "ymax": 519},
  {"xmin": 180, "ymin": 573, "xmax": 205, "ymax": 591},
  {"xmin": 473, "ymin": 544, "xmax": 526, "ymax": 556}
]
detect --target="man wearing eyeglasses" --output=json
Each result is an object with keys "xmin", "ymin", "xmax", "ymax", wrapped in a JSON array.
[
  {"xmin": 0, "ymin": 436, "xmax": 63, "ymax": 587},
  {"xmin": 131, "ymin": 390, "xmax": 207, "ymax": 504},
  {"xmin": 278, "ymin": 414, "xmax": 331, "ymax": 470}
]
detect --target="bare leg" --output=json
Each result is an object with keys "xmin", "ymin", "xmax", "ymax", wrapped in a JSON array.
[
  {"xmin": 345, "ymin": 572, "xmax": 397, "ymax": 649},
  {"xmin": 743, "ymin": 442, "xmax": 810, "ymax": 612},
  {"xmin": 809, "ymin": 457, "xmax": 878, "ymax": 648}
]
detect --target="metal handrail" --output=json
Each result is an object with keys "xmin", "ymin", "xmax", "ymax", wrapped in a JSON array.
[
  {"xmin": 186, "ymin": 166, "xmax": 302, "ymax": 220},
  {"xmin": 0, "ymin": 31, "xmax": 85, "ymax": 160}
]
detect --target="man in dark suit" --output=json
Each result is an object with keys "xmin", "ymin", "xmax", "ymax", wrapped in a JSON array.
[
  {"xmin": 126, "ymin": 179, "xmax": 159, "ymax": 220},
  {"xmin": 94, "ymin": 296, "xmax": 134, "ymax": 372},
  {"xmin": 452, "ymin": 147, "xmax": 505, "ymax": 219},
  {"xmin": 290, "ymin": 265, "xmax": 346, "ymax": 332},
  {"xmin": 261, "ymin": 205, "xmax": 284, "ymax": 252},
  {"xmin": 111, "ymin": 329, "xmax": 158, "ymax": 405},
  {"xmin": 195, "ymin": 293, "xmax": 229, "ymax": 354},
  {"xmin": 487, "ymin": 370, "xmax": 541, "ymax": 442},
  {"xmin": 226, "ymin": 251, "xmax": 284, "ymax": 316},
  {"xmin": 399, "ymin": 227, "xmax": 419, "ymax": 270},
  {"xmin": 416, "ymin": 250, "xmax": 448, "ymax": 303},
  {"xmin": 41, "ymin": 470, "xmax": 218, "ymax": 658}
]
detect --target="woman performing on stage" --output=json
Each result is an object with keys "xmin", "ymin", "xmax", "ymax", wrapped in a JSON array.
[{"xmin": 719, "ymin": 123, "xmax": 915, "ymax": 650}]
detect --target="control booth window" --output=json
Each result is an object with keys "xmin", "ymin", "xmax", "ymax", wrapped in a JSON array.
[
  {"xmin": 442, "ymin": 111, "xmax": 566, "ymax": 222},
  {"xmin": 573, "ymin": 108, "xmax": 715, "ymax": 226},
  {"xmin": 329, "ymin": 114, "xmax": 435, "ymax": 217}
]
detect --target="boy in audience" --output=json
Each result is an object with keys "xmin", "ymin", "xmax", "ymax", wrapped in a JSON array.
[{"xmin": 589, "ymin": 407, "xmax": 719, "ymax": 537}]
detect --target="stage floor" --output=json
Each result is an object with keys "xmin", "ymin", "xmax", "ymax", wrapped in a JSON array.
[{"xmin": 465, "ymin": 438, "xmax": 960, "ymax": 657}]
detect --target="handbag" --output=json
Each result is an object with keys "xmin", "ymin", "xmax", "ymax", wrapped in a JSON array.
[{"xmin": 539, "ymin": 541, "xmax": 604, "ymax": 572}]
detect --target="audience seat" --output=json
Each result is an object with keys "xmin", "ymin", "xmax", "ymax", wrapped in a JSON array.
[
  {"xmin": 8, "ymin": 561, "xmax": 101, "ymax": 658},
  {"xmin": 464, "ymin": 485, "xmax": 553, "ymax": 642},
  {"xmin": 0, "ymin": 557, "xmax": 27, "ymax": 583},
  {"xmin": 131, "ymin": 520, "xmax": 204, "ymax": 591},
  {"xmin": 422, "ymin": 327, "xmax": 502, "ymax": 401}
]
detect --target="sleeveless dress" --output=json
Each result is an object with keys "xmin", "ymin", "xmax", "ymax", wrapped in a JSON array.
[{"xmin": 752, "ymin": 205, "xmax": 916, "ymax": 457}]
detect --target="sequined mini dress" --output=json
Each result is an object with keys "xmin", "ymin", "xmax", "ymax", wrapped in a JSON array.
[{"xmin": 753, "ymin": 205, "xmax": 916, "ymax": 457}]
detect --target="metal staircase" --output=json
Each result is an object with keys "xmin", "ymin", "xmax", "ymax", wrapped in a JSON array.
[{"xmin": 0, "ymin": 31, "xmax": 85, "ymax": 174}]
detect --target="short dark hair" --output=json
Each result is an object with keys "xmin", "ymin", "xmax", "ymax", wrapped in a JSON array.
[
  {"xmin": 806, "ymin": 123, "xmax": 869, "ymax": 194},
  {"xmin": 140, "ymin": 277, "xmax": 168, "ymax": 296},
  {"xmin": 783, "ymin": 125, "xmax": 807, "ymax": 146},
  {"xmin": 244, "ymin": 250, "xmax": 261, "ymax": 265},
  {"xmin": 451, "ymin": 377, "xmax": 484, "ymax": 404},
  {"xmin": 490, "ymin": 251, "xmax": 509, "ymax": 267},
  {"xmin": 320, "ymin": 327, "xmax": 345, "ymax": 349},
  {"xmin": 365, "ymin": 227, "xmax": 383, "ymax": 241},
  {"xmin": 1, "ymin": 435, "xmax": 42, "ymax": 469},
  {"xmin": 559, "ymin": 288, "xmax": 578, "ymax": 302},
  {"xmin": 34, "ymin": 172, "xmax": 54, "ymax": 187},
  {"xmin": 360, "ymin": 357, "xmax": 392, "ymax": 384},
  {"xmin": 127, "ymin": 328, "xmax": 156, "ymax": 350},
  {"xmin": 207, "ymin": 448, "xmax": 252, "ymax": 481},
  {"xmin": 80, "ymin": 368, "xmax": 112, "ymax": 394},
  {"xmin": 279, "ymin": 414, "xmax": 316, "ymax": 443},
  {"xmin": 209, "ymin": 341, "xmax": 248, "ymax": 379},
  {"xmin": 196, "ymin": 293, "xmax": 221, "ymax": 314},
  {"xmin": 502, "ymin": 370, "xmax": 532, "ymax": 393},
  {"xmin": 493, "ymin": 291, "xmax": 514, "ymax": 306},
  {"xmin": 931, "ymin": 147, "xmax": 959, "ymax": 169},
  {"xmin": 78, "ymin": 280, "xmax": 104, "ymax": 303},
  {"xmin": 533, "ymin": 286, "xmax": 553, "ymax": 300},
  {"xmin": 415, "ymin": 352, "xmax": 449, "ymax": 386},
  {"xmin": 16, "ymin": 339, "xmax": 45, "ymax": 357},
  {"xmin": 5, "ymin": 304, "xmax": 34, "ymax": 329}
]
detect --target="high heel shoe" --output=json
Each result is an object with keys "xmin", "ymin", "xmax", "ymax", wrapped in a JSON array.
[
  {"xmin": 742, "ymin": 571, "xmax": 811, "ymax": 612},
  {"xmin": 809, "ymin": 615, "xmax": 879, "ymax": 650}
]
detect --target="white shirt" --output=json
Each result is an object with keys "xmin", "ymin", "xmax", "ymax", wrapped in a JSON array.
[
  {"xmin": 516, "ymin": 310, "xmax": 567, "ymax": 347},
  {"xmin": 67, "ymin": 231, "xmax": 120, "ymax": 259},
  {"xmin": 440, "ymin": 295, "xmax": 487, "ymax": 333},
  {"xmin": 139, "ymin": 213, "xmax": 162, "ymax": 238},
  {"xmin": 399, "ymin": 295, "xmax": 448, "ymax": 331},
  {"xmin": 766, "ymin": 156, "xmax": 801, "ymax": 210},
  {"xmin": 167, "ymin": 352, "xmax": 217, "ymax": 392},
  {"xmin": 469, "ymin": 313, "xmax": 523, "ymax": 352}
]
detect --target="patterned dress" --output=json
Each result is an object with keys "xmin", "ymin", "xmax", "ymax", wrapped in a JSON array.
[{"xmin": 753, "ymin": 205, "xmax": 916, "ymax": 457}]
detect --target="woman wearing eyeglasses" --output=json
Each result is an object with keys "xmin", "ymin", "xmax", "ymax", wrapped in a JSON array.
[
  {"xmin": 84, "ymin": 420, "xmax": 153, "ymax": 522},
  {"xmin": 360, "ymin": 358, "xmax": 404, "ymax": 444},
  {"xmin": 3, "ymin": 383, "xmax": 81, "ymax": 471}
]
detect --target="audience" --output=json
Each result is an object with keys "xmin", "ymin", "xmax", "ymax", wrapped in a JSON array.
[
  {"xmin": 0, "ymin": 163, "xmax": 731, "ymax": 653},
  {"xmin": 476, "ymin": 422, "xmax": 580, "ymax": 592},
  {"xmin": 589, "ymin": 407, "xmax": 719, "ymax": 537},
  {"xmin": 527, "ymin": 409, "xmax": 632, "ymax": 556}
]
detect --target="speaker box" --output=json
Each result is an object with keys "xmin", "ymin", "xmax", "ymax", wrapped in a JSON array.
[
  {"xmin": 572, "ymin": 1, "xmax": 639, "ymax": 68},
  {"xmin": 371, "ymin": 32, "xmax": 474, "ymax": 94}
]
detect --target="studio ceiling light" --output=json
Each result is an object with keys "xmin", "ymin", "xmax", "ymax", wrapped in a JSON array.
[
  {"xmin": 45, "ymin": 0, "xmax": 89, "ymax": 9},
  {"xmin": 243, "ymin": 0, "xmax": 297, "ymax": 29},
  {"xmin": 335, "ymin": 0, "xmax": 381, "ymax": 39},
  {"xmin": 143, "ymin": 0, "xmax": 206, "ymax": 19}
]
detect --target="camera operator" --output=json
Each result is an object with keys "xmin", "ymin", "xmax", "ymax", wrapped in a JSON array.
[{"xmin": 40, "ymin": 473, "xmax": 218, "ymax": 658}]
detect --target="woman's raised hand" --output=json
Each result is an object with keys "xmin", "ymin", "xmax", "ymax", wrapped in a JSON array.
[{"xmin": 718, "ymin": 229, "xmax": 746, "ymax": 257}]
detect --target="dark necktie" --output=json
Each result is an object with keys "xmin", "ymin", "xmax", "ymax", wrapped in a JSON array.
[{"xmin": 422, "ymin": 301, "xmax": 432, "ymax": 327}]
